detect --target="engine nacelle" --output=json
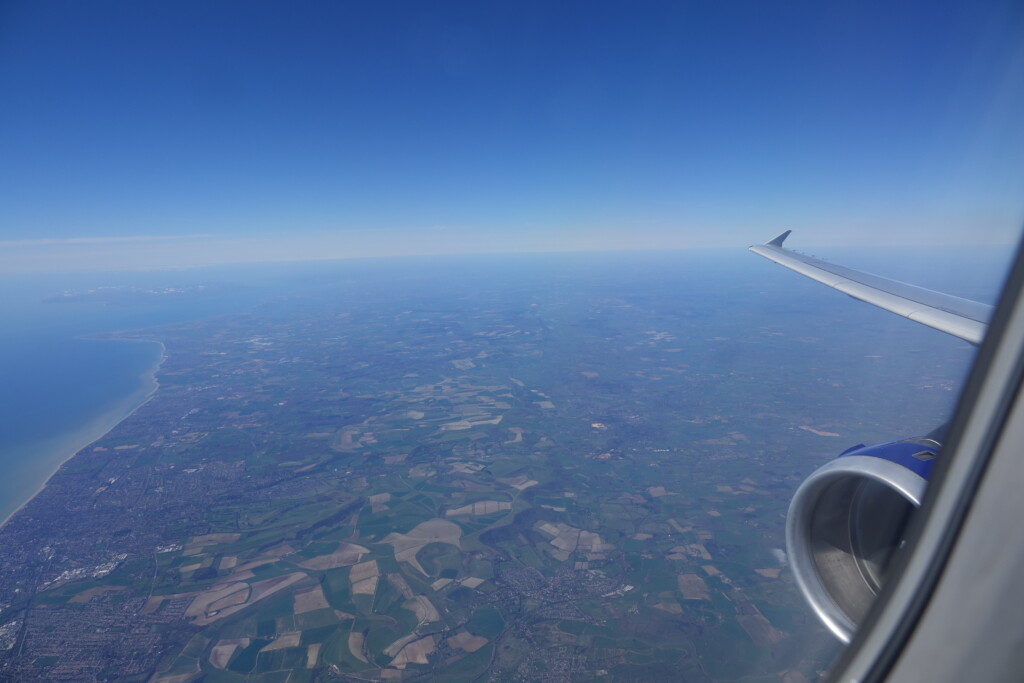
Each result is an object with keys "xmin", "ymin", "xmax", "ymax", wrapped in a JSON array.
[{"xmin": 786, "ymin": 438, "xmax": 939, "ymax": 643}]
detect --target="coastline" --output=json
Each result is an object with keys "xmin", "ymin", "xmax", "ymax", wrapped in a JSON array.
[{"xmin": 0, "ymin": 339, "xmax": 167, "ymax": 528}]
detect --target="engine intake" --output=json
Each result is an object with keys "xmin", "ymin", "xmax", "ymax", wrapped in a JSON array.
[{"xmin": 786, "ymin": 438, "xmax": 938, "ymax": 642}]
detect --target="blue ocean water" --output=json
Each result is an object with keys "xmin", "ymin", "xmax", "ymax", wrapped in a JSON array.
[{"xmin": 0, "ymin": 265, "xmax": 290, "ymax": 523}]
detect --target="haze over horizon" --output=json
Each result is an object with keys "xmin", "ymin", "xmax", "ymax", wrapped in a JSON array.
[{"xmin": 2, "ymin": 1, "xmax": 1022, "ymax": 272}]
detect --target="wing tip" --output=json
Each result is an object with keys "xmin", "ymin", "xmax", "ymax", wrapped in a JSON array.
[{"xmin": 766, "ymin": 230, "xmax": 792, "ymax": 247}]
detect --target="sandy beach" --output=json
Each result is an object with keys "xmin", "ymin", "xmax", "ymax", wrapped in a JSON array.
[{"xmin": 0, "ymin": 339, "xmax": 166, "ymax": 527}]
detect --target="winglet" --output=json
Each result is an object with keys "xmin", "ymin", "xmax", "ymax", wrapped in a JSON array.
[{"xmin": 766, "ymin": 230, "xmax": 792, "ymax": 247}]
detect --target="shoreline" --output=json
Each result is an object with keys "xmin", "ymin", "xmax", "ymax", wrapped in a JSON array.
[{"xmin": 0, "ymin": 338, "xmax": 167, "ymax": 528}]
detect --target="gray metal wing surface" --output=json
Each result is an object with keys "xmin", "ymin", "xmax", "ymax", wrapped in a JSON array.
[{"xmin": 749, "ymin": 231, "xmax": 992, "ymax": 345}]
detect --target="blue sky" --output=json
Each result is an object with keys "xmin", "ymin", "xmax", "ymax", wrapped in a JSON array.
[{"xmin": 1, "ymin": 0, "xmax": 1022, "ymax": 271}]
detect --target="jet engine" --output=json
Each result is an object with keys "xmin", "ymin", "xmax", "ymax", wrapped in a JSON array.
[{"xmin": 786, "ymin": 437, "xmax": 939, "ymax": 643}]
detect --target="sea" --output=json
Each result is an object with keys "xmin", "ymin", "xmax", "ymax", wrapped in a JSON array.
[
  {"xmin": 0, "ymin": 246, "xmax": 1013, "ymax": 525},
  {"xmin": 0, "ymin": 262, "xmax": 312, "ymax": 523}
]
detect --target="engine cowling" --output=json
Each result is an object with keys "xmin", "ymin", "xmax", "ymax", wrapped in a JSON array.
[{"xmin": 786, "ymin": 438, "xmax": 939, "ymax": 643}]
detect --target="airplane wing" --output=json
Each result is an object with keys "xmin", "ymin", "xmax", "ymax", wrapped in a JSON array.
[{"xmin": 749, "ymin": 231, "xmax": 992, "ymax": 345}]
